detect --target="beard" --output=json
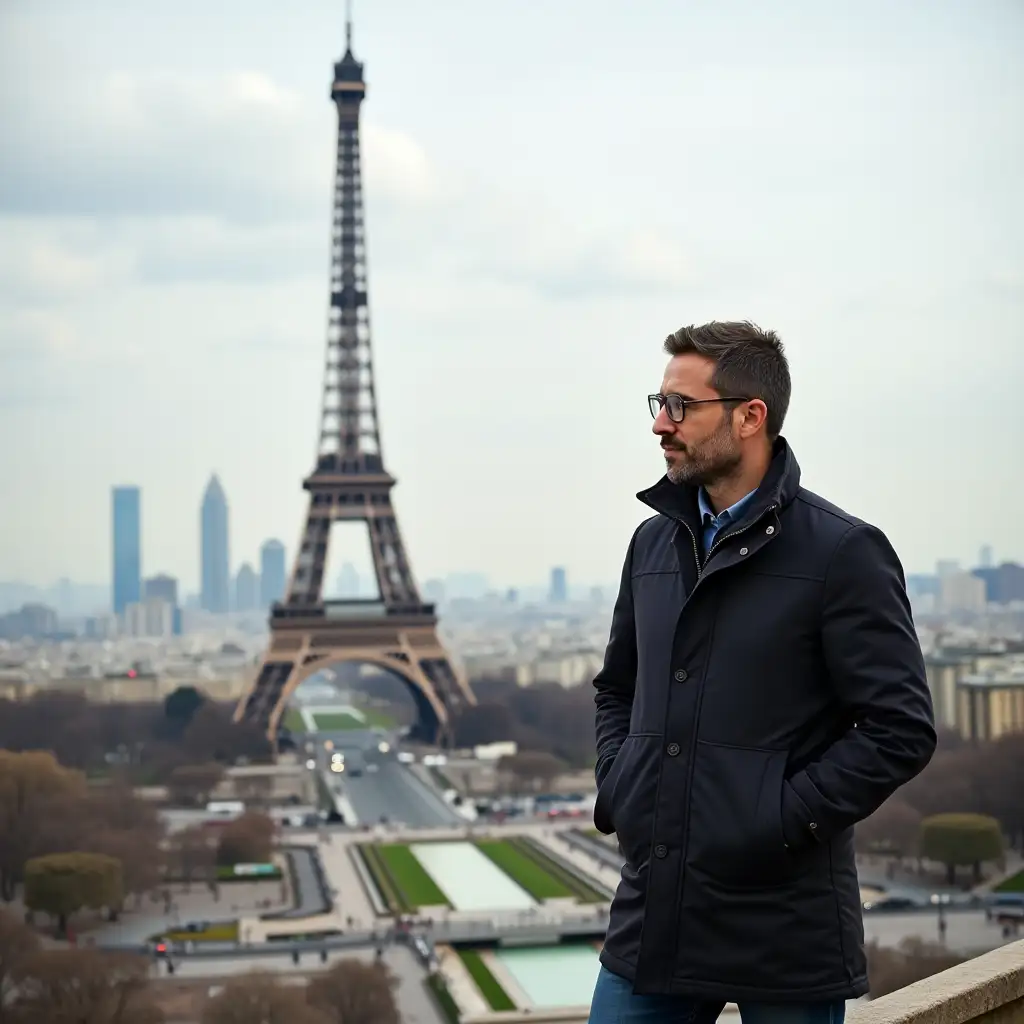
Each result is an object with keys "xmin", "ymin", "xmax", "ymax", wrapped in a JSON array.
[{"xmin": 663, "ymin": 416, "xmax": 742, "ymax": 487}]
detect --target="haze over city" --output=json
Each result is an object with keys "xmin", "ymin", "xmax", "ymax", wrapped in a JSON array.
[{"xmin": 1, "ymin": 0, "xmax": 1022, "ymax": 592}]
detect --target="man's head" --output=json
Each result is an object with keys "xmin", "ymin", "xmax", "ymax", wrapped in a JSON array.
[{"xmin": 651, "ymin": 320, "xmax": 791, "ymax": 488}]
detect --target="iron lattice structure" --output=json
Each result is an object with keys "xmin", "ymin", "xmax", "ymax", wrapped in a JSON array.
[{"xmin": 235, "ymin": 21, "xmax": 474, "ymax": 747}]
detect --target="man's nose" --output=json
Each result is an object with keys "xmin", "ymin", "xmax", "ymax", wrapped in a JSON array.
[{"xmin": 652, "ymin": 408, "xmax": 673, "ymax": 435}]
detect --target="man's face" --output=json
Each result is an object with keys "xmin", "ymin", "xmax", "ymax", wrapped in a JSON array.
[{"xmin": 652, "ymin": 354, "xmax": 742, "ymax": 487}]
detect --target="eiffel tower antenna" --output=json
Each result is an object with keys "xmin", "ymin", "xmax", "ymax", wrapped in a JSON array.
[{"xmin": 345, "ymin": 0, "xmax": 353, "ymax": 52}]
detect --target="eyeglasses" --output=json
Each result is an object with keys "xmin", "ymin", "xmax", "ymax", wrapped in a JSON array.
[{"xmin": 648, "ymin": 393, "xmax": 750, "ymax": 423}]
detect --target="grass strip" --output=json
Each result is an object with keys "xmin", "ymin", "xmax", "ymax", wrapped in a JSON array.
[
  {"xmin": 283, "ymin": 707, "xmax": 307, "ymax": 733},
  {"xmin": 356, "ymin": 844, "xmax": 407, "ymax": 914},
  {"xmin": 425, "ymin": 974, "xmax": 461, "ymax": 1024},
  {"xmin": 311, "ymin": 711, "xmax": 366, "ymax": 730},
  {"xmin": 512, "ymin": 836, "xmax": 609, "ymax": 903},
  {"xmin": 475, "ymin": 839, "xmax": 573, "ymax": 900},
  {"xmin": 457, "ymin": 950, "xmax": 516, "ymax": 1011},
  {"xmin": 994, "ymin": 868, "xmax": 1024, "ymax": 893},
  {"xmin": 376, "ymin": 843, "xmax": 452, "ymax": 908}
]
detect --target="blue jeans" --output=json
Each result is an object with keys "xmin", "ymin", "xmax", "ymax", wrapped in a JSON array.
[{"xmin": 588, "ymin": 966, "xmax": 846, "ymax": 1024}]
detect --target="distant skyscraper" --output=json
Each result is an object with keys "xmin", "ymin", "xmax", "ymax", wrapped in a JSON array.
[
  {"xmin": 259, "ymin": 539, "xmax": 287, "ymax": 608},
  {"xmin": 200, "ymin": 475, "xmax": 230, "ymax": 613},
  {"xmin": 550, "ymin": 566, "xmax": 568, "ymax": 603},
  {"xmin": 936, "ymin": 559, "xmax": 960, "ymax": 579},
  {"xmin": 143, "ymin": 574, "xmax": 179, "ymax": 606},
  {"xmin": 111, "ymin": 487, "xmax": 141, "ymax": 615},
  {"xmin": 979, "ymin": 545, "xmax": 994, "ymax": 569},
  {"xmin": 337, "ymin": 561, "xmax": 361, "ymax": 598},
  {"xmin": 235, "ymin": 563, "xmax": 259, "ymax": 612}
]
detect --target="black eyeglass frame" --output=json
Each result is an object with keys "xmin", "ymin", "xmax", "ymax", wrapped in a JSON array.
[{"xmin": 647, "ymin": 393, "xmax": 751, "ymax": 423}]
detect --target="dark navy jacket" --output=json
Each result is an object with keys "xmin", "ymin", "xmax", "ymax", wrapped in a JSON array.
[{"xmin": 593, "ymin": 438, "xmax": 936, "ymax": 1001}]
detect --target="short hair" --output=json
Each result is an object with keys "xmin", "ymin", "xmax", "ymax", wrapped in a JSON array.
[{"xmin": 664, "ymin": 320, "xmax": 791, "ymax": 438}]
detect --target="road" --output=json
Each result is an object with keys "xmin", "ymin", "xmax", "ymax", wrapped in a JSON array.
[{"xmin": 311, "ymin": 730, "xmax": 463, "ymax": 829}]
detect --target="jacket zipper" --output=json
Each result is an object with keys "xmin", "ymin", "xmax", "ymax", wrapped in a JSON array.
[{"xmin": 681, "ymin": 502, "xmax": 779, "ymax": 588}]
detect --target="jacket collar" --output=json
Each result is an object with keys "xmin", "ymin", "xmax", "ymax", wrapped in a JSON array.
[{"xmin": 636, "ymin": 436, "xmax": 802, "ymax": 532}]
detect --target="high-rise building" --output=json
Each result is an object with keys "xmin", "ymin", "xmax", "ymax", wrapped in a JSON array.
[
  {"xmin": 143, "ymin": 574, "xmax": 179, "ymax": 606},
  {"xmin": 200, "ymin": 475, "xmax": 230, "ymax": 613},
  {"xmin": 235, "ymin": 563, "xmax": 259, "ymax": 612},
  {"xmin": 111, "ymin": 486, "xmax": 141, "ymax": 615},
  {"xmin": 550, "ymin": 566, "xmax": 568, "ymax": 603},
  {"xmin": 336, "ymin": 561, "xmax": 360, "ymax": 598},
  {"xmin": 259, "ymin": 539, "xmax": 287, "ymax": 608},
  {"xmin": 979, "ymin": 545, "xmax": 994, "ymax": 569}
]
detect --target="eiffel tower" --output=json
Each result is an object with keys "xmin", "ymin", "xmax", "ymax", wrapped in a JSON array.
[{"xmin": 235, "ymin": 14, "xmax": 474, "ymax": 748}]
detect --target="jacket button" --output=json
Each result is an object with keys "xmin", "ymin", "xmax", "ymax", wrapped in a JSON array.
[
  {"xmin": 809, "ymin": 822, "xmax": 818, "ymax": 832},
  {"xmin": 673, "ymin": 669, "xmax": 688, "ymax": 682},
  {"xmin": 765, "ymin": 526, "xmax": 775, "ymax": 535},
  {"xmin": 739, "ymin": 547, "xmax": 749, "ymax": 556},
  {"xmin": 654, "ymin": 844, "xmax": 668, "ymax": 859},
  {"xmin": 666, "ymin": 742, "xmax": 680, "ymax": 757}
]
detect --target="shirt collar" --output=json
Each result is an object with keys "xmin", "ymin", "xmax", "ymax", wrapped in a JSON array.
[{"xmin": 698, "ymin": 486, "xmax": 758, "ymax": 526}]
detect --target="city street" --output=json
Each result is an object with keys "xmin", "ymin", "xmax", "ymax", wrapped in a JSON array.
[{"xmin": 313, "ymin": 729, "xmax": 464, "ymax": 828}]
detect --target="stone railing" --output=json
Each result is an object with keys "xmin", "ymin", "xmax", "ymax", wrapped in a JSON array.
[{"xmin": 849, "ymin": 939, "xmax": 1024, "ymax": 1024}]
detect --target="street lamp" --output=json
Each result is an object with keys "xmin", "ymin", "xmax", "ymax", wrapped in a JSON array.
[{"xmin": 930, "ymin": 892, "xmax": 951, "ymax": 943}]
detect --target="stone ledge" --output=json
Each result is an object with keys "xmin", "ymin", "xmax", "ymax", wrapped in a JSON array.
[{"xmin": 848, "ymin": 940, "xmax": 1024, "ymax": 1024}]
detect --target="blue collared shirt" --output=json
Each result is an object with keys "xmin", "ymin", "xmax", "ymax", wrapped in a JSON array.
[{"xmin": 698, "ymin": 487, "xmax": 758, "ymax": 556}]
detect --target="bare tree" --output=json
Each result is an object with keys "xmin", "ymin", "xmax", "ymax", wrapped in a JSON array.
[
  {"xmin": 201, "ymin": 972, "xmax": 328, "ymax": 1024},
  {"xmin": 12, "ymin": 947, "xmax": 162, "ymax": 1023},
  {"xmin": 307, "ymin": 959, "xmax": 399, "ymax": 1024},
  {"xmin": 167, "ymin": 763, "xmax": 225, "ymax": 808},
  {"xmin": 0, "ymin": 908, "xmax": 40, "ymax": 1023}
]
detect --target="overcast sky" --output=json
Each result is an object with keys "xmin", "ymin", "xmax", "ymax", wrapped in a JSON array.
[{"xmin": 1, "ymin": 0, "xmax": 1022, "ymax": 593}]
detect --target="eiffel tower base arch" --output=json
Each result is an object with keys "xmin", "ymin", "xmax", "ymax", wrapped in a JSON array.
[{"xmin": 234, "ymin": 606, "xmax": 469, "ymax": 750}]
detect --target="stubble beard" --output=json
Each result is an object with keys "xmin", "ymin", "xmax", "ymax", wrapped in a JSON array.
[{"xmin": 664, "ymin": 421, "xmax": 742, "ymax": 488}]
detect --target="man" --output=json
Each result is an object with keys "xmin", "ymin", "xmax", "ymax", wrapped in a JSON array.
[{"xmin": 590, "ymin": 322, "xmax": 936, "ymax": 1024}]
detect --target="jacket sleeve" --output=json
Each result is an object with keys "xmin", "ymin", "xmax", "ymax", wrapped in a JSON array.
[
  {"xmin": 781, "ymin": 523, "xmax": 936, "ymax": 849},
  {"xmin": 593, "ymin": 527, "xmax": 640, "ymax": 789}
]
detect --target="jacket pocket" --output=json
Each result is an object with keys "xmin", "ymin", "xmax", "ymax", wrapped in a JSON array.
[
  {"xmin": 686, "ymin": 741, "xmax": 793, "ymax": 886},
  {"xmin": 593, "ymin": 733, "xmax": 660, "ymax": 869}
]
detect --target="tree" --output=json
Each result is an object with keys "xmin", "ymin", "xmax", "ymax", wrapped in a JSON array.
[
  {"xmin": 216, "ymin": 812, "xmax": 276, "ymax": 867},
  {"xmin": 452, "ymin": 703, "xmax": 515, "ymax": 747},
  {"xmin": 856, "ymin": 798, "xmax": 922, "ymax": 858},
  {"xmin": 161, "ymin": 685, "xmax": 206, "ymax": 738},
  {"xmin": 201, "ymin": 972, "xmax": 328, "ymax": 1024},
  {"xmin": 23, "ymin": 852, "xmax": 123, "ymax": 936},
  {"xmin": 0, "ymin": 750, "xmax": 85, "ymax": 900},
  {"xmin": 919, "ymin": 813, "xmax": 1005, "ymax": 884},
  {"xmin": 0, "ymin": 908, "xmax": 40, "ymax": 1023},
  {"xmin": 165, "ymin": 826, "xmax": 216, "ymax": 888},
  {"xmin": 167, "ymin": 762, "xmax": 225, "ymax": 808},
  {"xmin": 498, "ymin": 751, "xmax": 566, "ymax": 794},
  {"xmin": 184, "ymin": 703, "xmax": 272, "ymax": 766},
  {"xmin": 12, "ymin": 947, "xmax": 162, "ymax": 1023},
  {"xmin": 81, "ymin": 785, "xmax": 165, "ymax": 902},
  {"xmin": 307, "ymin": 960, "xmax": 399, "ymax": 1024}
]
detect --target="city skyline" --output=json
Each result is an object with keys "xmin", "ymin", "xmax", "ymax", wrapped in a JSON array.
[{"xmin": 1, "ymin": 0, "xmax": 1022, "ymax": 589}]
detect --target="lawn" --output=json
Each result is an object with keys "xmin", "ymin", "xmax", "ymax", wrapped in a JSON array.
[
  {"xmin": 475, "ymin": 837, "xmax": 609, "ymax": 904},
  {"xmin": 994, "ymin": 869, "xmax": 1024, "ymax": 893},
  {"xmin": 358, "ymin": 843, "xmax": 452, "ymax": 913},
  {"xmin": 310, "ymin": 708, "xmax": 395, "ymax": 731},
  {"xmin": 283, "ymin": 707, "xmax": 307, "ymax": 733},
  {"xmin": 457, "ymin": 950, "xmax": 516, "ymax": 1011},
  {"xmin": 312, "ymin": 711, "xmax": 365, "ymax": 730}
]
